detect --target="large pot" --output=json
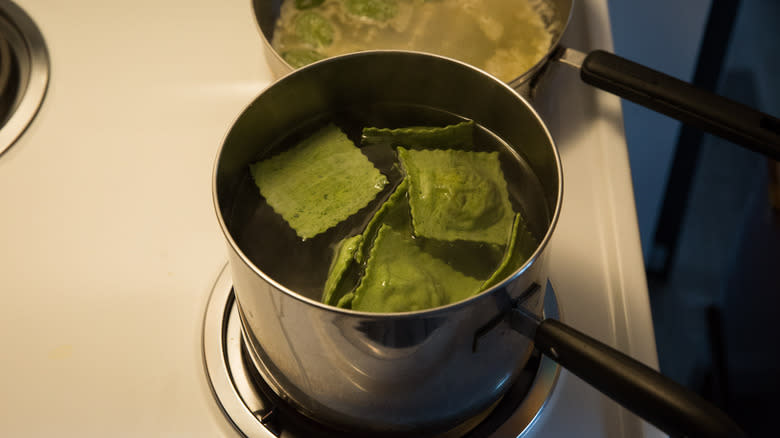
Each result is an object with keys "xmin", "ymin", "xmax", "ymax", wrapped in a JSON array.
[
  {"xmin": 252, "ymin": 0, "xmax": 780, "ymax": 158},
  {"xmin": 213, "ymin": 51, "xmax": 744, "ymax": 437}
]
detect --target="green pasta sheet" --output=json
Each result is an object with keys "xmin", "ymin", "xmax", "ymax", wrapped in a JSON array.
[
  {"xmin": 322, "ymin": 234, "xmax": 363, "ymax": 306},
  {"xmin": 281, "ymin": 48, "xmax": 325, "ymax": 68},
  {"xmin": 250, "ymin": 123, "xmax": 388, "ymax": 239},
  {"xmin": 294, "ymin": 0, "xmax": 324, "ymax": 9},
  {"xmin": 344, "ymin": 0, "xmax": 398, "ymax": 21},
  {"xmin": 354, "ymin": 178, "xmax": 410, "ymax": 263},
  {"xmin": 294, "ymin": 11, "xmax": 334, "ymax": 48},
  {"xmin": 325, "ymin": 176, "xmax": 503, "ymax": 310},
  {"xmin": 361, "ymin": 120, "xmax": 474, "ymax": 150},
  {"xmin": 482, "ymin": 213, "xmax": 539, "ymax": 290},
  {"xmin": 398, "ymin": 147, "xmax": 514, "ymax": 245},
  {"xmin": 335, "ymin": 291, "xmax": 355, "ymax": 308},
  {"xmin": 351, "ymin": 224, "xmax": 483, "ymax": 313},
  {"xmin": 322, "ymin": 179, "xmax": 408, "ymax": 309}
]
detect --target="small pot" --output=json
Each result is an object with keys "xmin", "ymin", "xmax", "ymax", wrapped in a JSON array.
[
  {"xmin": 214, "ymin": 51, "xmax": 560, "ymax": 435},
  {"xmin": 213, "ymin": 51, "xmax": 744, "ymax": 437}
]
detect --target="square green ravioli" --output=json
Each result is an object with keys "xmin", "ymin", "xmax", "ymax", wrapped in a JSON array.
[
  {"xmin": 361, "ymin": 120, "xmax": 475, "ymax": 150},
  {"xmin": 350, "ymin": 224, "xmax": 483, "ymax": 313},
  {"xmin": 398, "ymin": 147, "xmax": 514, "ymax": 245},
  {"xmin": 250, "ymin": 123, "xmax": 388, "ymax": 239}
]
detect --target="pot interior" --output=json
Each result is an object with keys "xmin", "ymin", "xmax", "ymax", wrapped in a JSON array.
[{"xmin": 214, "ymin": 51, "xmax": 562, "ymax": 306}]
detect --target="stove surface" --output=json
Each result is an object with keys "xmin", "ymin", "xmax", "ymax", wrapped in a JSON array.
[{"xmin": 0, "ymin": 1, "xmax": 662, "ymax": 437}]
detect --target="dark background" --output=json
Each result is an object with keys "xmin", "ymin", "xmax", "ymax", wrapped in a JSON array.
[{"xmin": 608, "ymin": 0, "xmax": 779, "ymax": 436}]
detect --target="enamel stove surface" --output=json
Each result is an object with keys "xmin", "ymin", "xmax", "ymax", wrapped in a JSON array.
[{"xmin": 0, "ymin": 1, "xmax": 663, "ymax": 437}]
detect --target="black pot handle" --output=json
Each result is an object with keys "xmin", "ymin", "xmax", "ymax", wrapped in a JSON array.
[
  {"xmin": 533, "ymin": 318, "xmax": 746, "ymax": 438},
  {"xmin": 576, "ymin": 49, "xmax": 780, "ymax": 160}
]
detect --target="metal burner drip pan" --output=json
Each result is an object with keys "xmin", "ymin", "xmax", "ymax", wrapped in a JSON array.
[
  {"xmin": 202, "ymin": 265, "xmax": 561, "ymax": 438},
  {"xmin": 0, "ymin": 1, "xmax": 49, "ymax": 156}
]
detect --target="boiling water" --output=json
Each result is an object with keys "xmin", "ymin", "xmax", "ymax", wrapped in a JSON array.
[
  {"xmin": 271, "ymin": 0, "xmax": 560, "ymax": 82},
  {"xmin": 228, "ymin": 104, "xmax": 551, "ymax": 301}
]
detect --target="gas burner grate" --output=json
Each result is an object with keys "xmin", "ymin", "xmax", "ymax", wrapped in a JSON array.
[{"xmin": 202, "ymin": 265, "xmax": 561, "ymax": 438}]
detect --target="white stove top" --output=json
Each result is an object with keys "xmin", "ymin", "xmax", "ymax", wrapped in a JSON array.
[{"xmin": 0, "ymin": 1, "xmax": 663, "ymax": 436}]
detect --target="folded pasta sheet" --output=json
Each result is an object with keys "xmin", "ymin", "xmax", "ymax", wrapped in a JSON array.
[
  {"xmin": 350, "ymin": 224, "xmax": 482, "ymax": 313},
  {"xmin": 398, "ymin": 147, "xmax": 514, "ymax": 245},
  {"xmin": 250, "ymin": 123, "xmax": 388, "ymax": 239},
  {"xmin": 354, "ymin": 178, "xmax": 410, "ymax": 263},
  {"xmin": 322, "ymin": 234, "xmax": 362, "ymax": 306},
  {"xmin": 481, "ymin": 212, "xmax": 538, "ymax": 290},
  {"xmin": 322, "ymin": 179, "xmax": 409, "ymax": 308},
  {"xmin": 361, "ymin": 120, "xmax": 474, "ymax": 150},
  {"xmin": 344, "ymin": 0, "xmax": 398, "ymax": 21}
]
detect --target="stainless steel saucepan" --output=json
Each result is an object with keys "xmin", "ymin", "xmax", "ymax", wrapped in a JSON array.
[
  {"xmin": 213, "ymin": 51, "xmax": 744, "ymax": 437},
  {"xmin": 252, "ymin": 0, "xmax": 780, "ymax": 159}
]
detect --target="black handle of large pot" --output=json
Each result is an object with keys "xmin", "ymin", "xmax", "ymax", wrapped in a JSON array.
[
  {"xmin": 534, "ymin": 319, "xmax": 745, "ymax": 438},
  {"xmin": 579, "ymin": 49, "xmax": 780, "ymax": 160}
]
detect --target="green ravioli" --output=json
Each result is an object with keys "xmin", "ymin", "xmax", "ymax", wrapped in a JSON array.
[
  {"xmin": 361, "ymin": 120, "xmax": 474, "ymax": 150},
  {"xmin": 294, "ymin": 0, "xmax": 324, "ymax": 9},
  {"xmin": 250, "ymin": 123, "xmax": 388, "ymax": 239},
  {"xmin": 322, "ymin": 234, "xmax": 363, "ymax": 306},
  {"xmin": 354, "ymin": 178, "xmax": 410, "ymax": 263},
  {"xmin": 322, "ymin": 179, "xmax": 409, "ymax": 309},
  {"xmin": 344, "ymin": 0, "xmax": 398, "ymax": 21},
  {"xmin": 281, "ymin": 48, "xmax": 325, "ymax": 68},
  {"xmin": 336, "ymin": 291, "xmax": 355, "ymax": 308},
  {"xmin": 481, "ymin": 213, "xmax": 538, "ymax": 289},
  {"xmin": 398, "ymin": 147, "xmax": 514, "ymax": 245},
  {"xmin": 294, "ymin": 11, "xmax": 333, "ymax": 48},
  {"xmin": 351, "ymin": 225, "xmax": 482, "ymax": 313}
]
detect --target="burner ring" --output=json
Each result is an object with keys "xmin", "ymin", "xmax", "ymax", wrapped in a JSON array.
[
  {"xmin": 0, "ymin": 1, "xmax": 49, "ymax": 157},
  {"xmin": 202, "ymin": 264, "xmax": 561, "ymax": 437}
]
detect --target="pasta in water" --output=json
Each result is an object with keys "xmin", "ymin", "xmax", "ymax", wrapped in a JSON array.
[
  {"xmin": 271, "ymin": 0, "xmax": 559, "ymax": 82},
  {"xmin": 249, "ymin": 118, "xmax": 540, "ymax": 312},
  {"xmin": 250, "ymin": 123, "xmax": 388, "ymax": 240}
]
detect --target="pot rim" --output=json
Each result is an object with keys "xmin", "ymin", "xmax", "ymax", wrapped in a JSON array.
[{"xmin": 212, "ymin": 50, "xmax": 564, "ymax": 319}]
